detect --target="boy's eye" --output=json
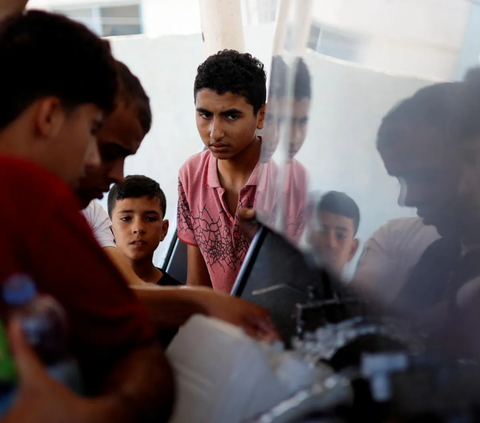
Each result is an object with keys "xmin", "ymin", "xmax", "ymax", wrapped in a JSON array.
[
  {"xmin": 227, "ymin": 114, "xmax": 239, "ymax": 121},
  {"xmin": 199, "ymin": 112, "xmax": 212, "ymax": 119},
  {"xmin": 145, "ymin": 217, "xmax": 158, "ymax": 222},
  {"xmin": 297, "ymin": 117, "xmax": 308, "ymax": 127},
  {"xmin": 336, "ymin": 232, "xmax": 347, "ymax": 241},
  {"xmin": 120, "ymin": 216, "xmax": 132, "ymax": 222}
]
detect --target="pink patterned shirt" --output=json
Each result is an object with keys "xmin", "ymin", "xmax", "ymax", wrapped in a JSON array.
[{"xmin": 177, "ymin": 150, "xmax": 269, "ymax": 293}]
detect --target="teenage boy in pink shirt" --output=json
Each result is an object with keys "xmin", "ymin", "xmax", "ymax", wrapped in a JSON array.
[{"xmin": 177, "ymin": 50, "xmax": 266, "ymax": 293}]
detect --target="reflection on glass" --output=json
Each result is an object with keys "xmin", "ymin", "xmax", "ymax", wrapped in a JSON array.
[
  {"xmin": 252, "ymin": 0, "xmax": 480, "ymax": 360},
  {"xmin": 309, "ymin": 191, "xmax": 360, "ymax": 277}
]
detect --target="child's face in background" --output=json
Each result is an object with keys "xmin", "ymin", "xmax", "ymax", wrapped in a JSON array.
[
  {"xmin": 111, "ymin": 195, "xmax": 169, "ymax": 262},
  {"xmin": 310, "ymin": 210, "xmax": 359, "ymax": 275}
]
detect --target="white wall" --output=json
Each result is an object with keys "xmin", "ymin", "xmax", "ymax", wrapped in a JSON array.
[
  {"xmin": 103, "ymin": 33, "xmax": 205, "ymax": 266},
  {"xmin": 310, "ymin": 0, "xmax": 472, "ymax": 79}
]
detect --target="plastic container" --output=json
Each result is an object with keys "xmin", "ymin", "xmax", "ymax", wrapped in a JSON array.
[
  {"xmin": 166, "ymin": 315, "xmax": 327, "ymax": 423},
  {"xmin": 3, "ymin": 274, "xmax": 68, "ymax": 364},
  {"xmin": 0, "ymin": 274, "xmax": 82, "ymax": 415}
]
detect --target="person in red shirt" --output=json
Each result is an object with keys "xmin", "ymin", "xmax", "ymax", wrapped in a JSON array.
[
  {"xmin": 0, "ymin": 10, "xmax": 173, "ymax": 423},
  {"xmin": 177, "ymin": 50, "xmax": 268, "ymax": 293}
]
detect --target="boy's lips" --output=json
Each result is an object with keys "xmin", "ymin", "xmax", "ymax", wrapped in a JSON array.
[
  {"xmin": 130, "ymin": 240, "xmax": 147, "ymax": 248},
  {"xmin": 209, "ymin": 142, "xmax": 230, "ymax": 152}
]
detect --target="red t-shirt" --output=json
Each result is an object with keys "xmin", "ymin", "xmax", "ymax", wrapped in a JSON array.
[{"xmin": 0, "ymin": 156, "xmax": 155, "ymax": 386}]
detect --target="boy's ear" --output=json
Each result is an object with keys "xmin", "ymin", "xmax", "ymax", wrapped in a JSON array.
[
  {"xmin": 256, "ymin": 104, "xmax": 266, "ymax": 130},
  {"xmin": 348, "ymin": 238, "xmax": 359, "ymax": 262},
  {"xmin": 160, "ymin": 219, "xmax": 169, "ymax": 241},
  {"xmin": 34, "ymin": 97, "xmax": 65, "ymax": 140}
]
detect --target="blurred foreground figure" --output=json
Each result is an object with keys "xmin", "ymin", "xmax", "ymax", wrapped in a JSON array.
[
  {"xmin": 353, "ymin": 83, "xmax": 459, "ymax": 306},
  {"xmin": 0, "ymin": 10, "xmax": 174, "ymax": 422}
]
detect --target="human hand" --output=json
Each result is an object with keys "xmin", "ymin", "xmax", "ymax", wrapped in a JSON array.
[
  {"xmin": 1, "ymin": 320, "xmax": 88, "ymax": 423},
  {"xmin": 202, "ymin": 291, "xmax": 280, "ymax": 342},
  {"xmin": 237, "ymin": 208, "xmax": 260, "ymax": 243}
]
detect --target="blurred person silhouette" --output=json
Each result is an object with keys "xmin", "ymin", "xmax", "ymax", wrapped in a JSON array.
[
  {"xmin": 352, "ymin": 83, "xmax": 459, "ymax": 305},
  {"xmin": 396, "ymin": 69, "xmax": 480, "ymax": 357},
  {"xmin": 0, "ymin": 9, "xmax": 174, "ymax": 423},
  {"xmin": 256, "ymin": 56, "xmax": 312, "ymax": 243}
]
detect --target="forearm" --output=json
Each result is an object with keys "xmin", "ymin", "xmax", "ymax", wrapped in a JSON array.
[
  {"xmin": 85, "ymin": 344, "xmax": 175, "ymax": 423},
  {"xmin": 132, "ymin": 285, "xmax": 213, "ymax": 330},
  {"xmin": 186, "ymin": 245, "xmax": 212, "ymax": 288}
]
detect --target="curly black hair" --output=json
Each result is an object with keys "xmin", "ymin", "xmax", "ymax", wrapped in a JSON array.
[
  {"xmin": 115, "ymin": 61, "xmax": 152, "ymax": 135},
  {"xmin": 0, "ymin": 10, "xmax": 118, "ymax": 130},
  {"xmin": 194, "ymin": 49, "xmax": 266, "ymax": 114}
]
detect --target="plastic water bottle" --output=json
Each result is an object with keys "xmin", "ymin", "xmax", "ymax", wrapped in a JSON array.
[
  {"xmin": 3, "ymin": 274, "xmax": 68, "ymax": 365},
  {"xmin": 0, "ymin": 274, "xmax": 82, "ymax": 415}
]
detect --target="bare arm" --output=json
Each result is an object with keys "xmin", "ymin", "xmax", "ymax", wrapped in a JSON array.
[
  {"xmin": 132, "ymin": 284, "xmax": 278, "ymax": 340},
  {"xmin": 187, "ymin": 244, "xmax": 212, "ymax": 288}
]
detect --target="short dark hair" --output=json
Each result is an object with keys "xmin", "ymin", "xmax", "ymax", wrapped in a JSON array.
[
  {"xmin": 270, "ymin": 56, "xmax": 311, "ymax": 100},
  {"xmin": 377, "ymin": 82, "xmax": 461, "ymax": 148},
  {"xmin": 317, "ymin": 191, "xmax": 360, "ymax": 235},
  {"xmin": 0, "ymin": 10, "xmax": 118, "ymax": 130},
  {"xmin": 194, "ymin": 49, "xmax": 267, "ymax": 114},
  {"xmin": 108, "ymin": 175, "xmax": 167, "ymax": 218},
  {"xmin": 115, "ymin": 61, "xmax": 152, "ymax": 135},
  {"xmin": 449, "ymin": 67, "xmax": 480, "ymax": 145}
]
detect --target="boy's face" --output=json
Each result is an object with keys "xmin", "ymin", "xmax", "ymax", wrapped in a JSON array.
[
  {"xmin": 310, "ymin": 210, "xmax": 359, "ymax": 275},
  {"xmin": 76, "ymin": 102, "xmax": 144, "ymax": 209},
  {"xmin": 195, "ymin": 89, "xmax": 265, "ymax": 160},
  {"xmin": 111, "ymin": 195, "xmax": 169, "ymax": 262},
  {"xmin": 378, "ymin": 122, "xmax": 461, "ymax": 236}
]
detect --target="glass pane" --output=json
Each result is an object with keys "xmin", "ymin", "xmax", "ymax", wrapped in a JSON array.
[
  {"xmin": 255, "ymin": 0, "xmax": 480, "ymax": 357},
  {"xmin": 52, "ymin": 8, "xmax": 98, "ymax": 35},
  {"xmin": 100, "ymin": 5, "xmax": 142, "ymax": 37}
]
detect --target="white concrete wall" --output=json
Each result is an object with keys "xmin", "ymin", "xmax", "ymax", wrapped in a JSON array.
[
  {"xmin": 310, "ymin": 0, "xmax": 472, "ymax": 79},
  {"xmin": 105, "ymin": 33, "xmax": 205, "ymax": 266}
]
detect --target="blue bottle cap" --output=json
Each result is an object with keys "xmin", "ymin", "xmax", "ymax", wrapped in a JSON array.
[{"xmin": 3, "ymin": 274, "xmax": 37, "ymax": 305}]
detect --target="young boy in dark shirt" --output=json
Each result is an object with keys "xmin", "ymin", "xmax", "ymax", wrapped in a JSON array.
[{"xmin": 108, "ymin": 175, "xmax": 182, "ymax": 287}]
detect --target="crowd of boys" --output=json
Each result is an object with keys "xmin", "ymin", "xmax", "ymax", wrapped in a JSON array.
[{"xmin": 5, "ymin": 0, "xmax": 480, "ymax": 420}]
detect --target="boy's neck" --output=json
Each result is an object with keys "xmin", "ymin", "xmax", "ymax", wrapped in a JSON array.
[
  {"xmin": 217, "ymin": 135, "xmax": 261, "ymax": 188},
  {"xmin": 129, "ymin": 256, "xmax": 162, "ymax": 284}
]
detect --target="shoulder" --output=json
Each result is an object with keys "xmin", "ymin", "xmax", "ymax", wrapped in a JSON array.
[
  {"xmin": 81, "ymin": 200, "xmax": 108, "ymax": 224},
  {"xmin": 179, "ymin": 150, "xmax": 211, "ymax": 179},
  {"xmin": 370, "ymin": 216, "xmax": 439, "ymax": 249},
  {"xmin": 0, "ymin": 156, "xmax": 77, "ymax": 207}
]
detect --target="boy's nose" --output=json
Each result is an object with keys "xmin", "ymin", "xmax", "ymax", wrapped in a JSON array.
[{"xmin": 209, "ymin": 119, "xmax": 225, "ymax": 141}]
